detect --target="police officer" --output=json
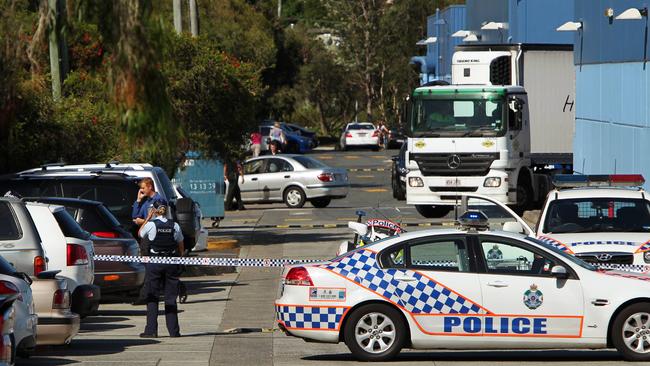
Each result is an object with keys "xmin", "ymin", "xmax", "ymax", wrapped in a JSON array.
[{"xmin": 138, "ymin": 198, "xmax": 184, "ymax": 338}]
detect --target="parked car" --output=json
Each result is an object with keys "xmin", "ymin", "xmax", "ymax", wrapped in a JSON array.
[
  {"xmin": 0, "ymin": 197, "xmax": 47, "ymax": 278},
  {"xmin": 391, "ymin": 144, "xmax": 407, "ymax": 201},
  {"xmin": 387, "ymin": 127, "xmax": 406, "ymax": 149},
  {"xmin": 339, "ymin": 122, "xmax": 380, "ymax": 151},
  {"xmin": 25, "ymin": 202, "xmax": 99, "ymax": 317},
  {"xmin": 31, "ymin": 271, "xmax": 79, "ymax": 346},
  {"xmin": 226, "ymin": 155, "xmax": 349, "ymax": 208},
  {"xmin": 0, "ymin": 296, "xmax": 17, "ymax": 365},
  {"xmin": 286, "ymin": 123, "xmax": 319, "ymax": 148},
  {"xmin": 0, "ymin": 162, "xmax": 201, "ymax": 252},
  {"xmin": 24, "ymin": 197, "xmax": 145, "ymax": 299},
  {"xmin": 260, "ymin": 122, "xmax": 314, "ymax": 154},
  {"xmin": 0, "ymin": 257, "xmax": 37, "ymax": 359}
]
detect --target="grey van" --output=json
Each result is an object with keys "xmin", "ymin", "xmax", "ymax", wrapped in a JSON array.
[{"xmin": 0, "ymin": 197, "xmax": 47, "ymax": 276}]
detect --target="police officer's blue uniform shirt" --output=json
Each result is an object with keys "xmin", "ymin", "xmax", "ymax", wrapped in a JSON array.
[
  {"xmin": 140, "ymin": 217, "xmax": 184, "ymax": 242},
  {"xmin": 132, "ymin": 192, "xmax": 162, "ymax": 220}
]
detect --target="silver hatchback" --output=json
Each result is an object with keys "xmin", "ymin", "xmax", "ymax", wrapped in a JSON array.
[{"xmin": 232, "ymin": 155, "xmax": 349, "ymax": 208}]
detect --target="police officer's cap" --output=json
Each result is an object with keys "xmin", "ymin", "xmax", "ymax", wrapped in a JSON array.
[{"xmin": 152, "ymin": 198, "xmax": 168, "ymax": 209}]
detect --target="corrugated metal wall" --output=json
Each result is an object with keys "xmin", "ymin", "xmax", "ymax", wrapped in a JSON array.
[
  {"xmin": 573, "ymin": 0, "xmax": 650, "ymax": 181},
  {"xmin": 437, "ymin": 5, "xmax": 466, "ymax": 80},
  {"xmin": 507, "ymin": 0, "xmax": 575, "ymax": 44}
]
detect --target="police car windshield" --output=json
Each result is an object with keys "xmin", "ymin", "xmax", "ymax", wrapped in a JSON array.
[
  {"xmin": 526, "ymin": 237, "xmax": 597, "ymax": 271},
  {"xmin": 544, "ymin": 198, "xmax": 650, "ymax": 234}
]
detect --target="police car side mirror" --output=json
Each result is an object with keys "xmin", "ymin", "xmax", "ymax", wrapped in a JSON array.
[{"xmin": 550, "ymin": 265, "xmax": 568, "ymax": 279}]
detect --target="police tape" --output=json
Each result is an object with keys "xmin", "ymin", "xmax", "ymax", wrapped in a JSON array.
[{"xmin": 93, "ymin": 255, "xmax": 650, "ymax": 273}]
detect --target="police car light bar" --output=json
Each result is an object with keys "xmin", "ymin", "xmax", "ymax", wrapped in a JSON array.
[
  {"xmin": 552, "ymin": 174, "xmax": 645, "ymax": 188},
  {"xmin": 458, "ymin": 210, "xmax": 489, "ymax": 229}
]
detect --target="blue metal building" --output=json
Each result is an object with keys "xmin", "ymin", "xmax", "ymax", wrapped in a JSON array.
[{"xmin": 572, "ymin": 0, "xmax": 650, "ymax": 183}]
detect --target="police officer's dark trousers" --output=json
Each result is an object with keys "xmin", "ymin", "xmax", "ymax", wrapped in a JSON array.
[{"xmin": 144, "ymin": 263, "xmax": 181, "ymax": 336}]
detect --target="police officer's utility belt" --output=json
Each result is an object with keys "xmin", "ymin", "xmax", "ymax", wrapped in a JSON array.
[{"xmin": 149, "ymin": 249, "xmax": 178, "ymax": 257}]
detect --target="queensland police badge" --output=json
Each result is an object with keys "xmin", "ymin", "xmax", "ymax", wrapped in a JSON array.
[{"xmin": 523, "ymin": 284, "xmax": 543, "ymax": 309}]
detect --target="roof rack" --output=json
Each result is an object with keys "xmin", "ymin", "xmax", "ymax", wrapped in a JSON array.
[{"xmin": 40, "ymin": 162, "xmax": 67, "ymax": 171}]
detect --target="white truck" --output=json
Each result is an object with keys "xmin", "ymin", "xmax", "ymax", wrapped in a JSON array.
[{"xmin": 406, "ymin": 44, "xmax": 575, "ymax": 218}]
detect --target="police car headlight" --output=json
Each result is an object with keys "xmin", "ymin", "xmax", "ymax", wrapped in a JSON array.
[
  {"xmin": 409, "ymin": 177, "xmax": 424, "ymax": 187},
  {"xmin": 483, "ymin": 177, "xmax": 501, "ymax": 188},
  {"xmin": 643, "ymin": 252, "xmax": 650, "ymax": 263}
]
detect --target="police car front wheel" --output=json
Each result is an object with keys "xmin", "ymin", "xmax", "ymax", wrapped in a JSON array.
[
  {"xmin": 612, "ymin": 303, "xmax": 650, "ymax": 361},
  {"xmin": 344, "ymin": 303, "xmax": 406, "ymax": 361}
]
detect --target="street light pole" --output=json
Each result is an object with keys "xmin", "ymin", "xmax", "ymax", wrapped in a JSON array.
[{"xmin": 173, "ymin": 0, "xmax": 182, "ymax": 34}]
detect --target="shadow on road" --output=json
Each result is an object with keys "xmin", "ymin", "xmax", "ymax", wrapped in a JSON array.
[
  {"xmin": 303, "ymin": 349, "xmax": 623, "ymax": 362},
  {"xmin": 21, "ymin": 339, "xmax": 159, "ymax": 364}
]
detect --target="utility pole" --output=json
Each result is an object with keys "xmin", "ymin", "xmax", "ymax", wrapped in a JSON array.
[
  {"xmin": 189, "ymin": 0, "xmax": 199, "ymax": 37},
  {"xmin": 48, "ymin": 0, "xmax": 62, "ymax": 101},
  {"xmin": 173, "ymin": 0, "xmax": 182, "ymax": 34},
  {"xmin": 277, "ymin": 0, "xmax": 282, "ymax": 18}
]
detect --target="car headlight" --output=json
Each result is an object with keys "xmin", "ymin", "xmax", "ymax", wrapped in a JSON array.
[
  {"xmin": 643, "ymin": 252, "xmax": 650, "ymax": 263},
  {"xmin": 409, "ymin": 177, "xmax": 424, "ymax": 187},
  {"xmin": 484, "ymin": 177, "xmax": 502, "ymax": 187}
]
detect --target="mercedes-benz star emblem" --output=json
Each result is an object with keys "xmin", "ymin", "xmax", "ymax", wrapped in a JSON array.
[
  {"xmin": 447, "ymin": 154, "xmax": 461, "ymax": 169},
  {"xmin": 596, "ymin": 253, "xmax": 613, "ymax": 261}
]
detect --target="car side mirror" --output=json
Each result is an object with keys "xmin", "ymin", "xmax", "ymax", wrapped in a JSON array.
[
  {"xmin": 503, "ymin": 221, "xmax": 524, "ymax": 234},
  {"xmin": 550, "ymin": 265, "xmax": 568, "ymax": 279}
]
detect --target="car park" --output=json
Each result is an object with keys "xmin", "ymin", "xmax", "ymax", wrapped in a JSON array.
[
  {"xmin": 260, "ymin": 122, "xmax": 314, "ymax": 154},
  {"xmin": 339, "ymin": 122, "xmax": 380, "ymax": 151},
  {"xmin": 0, "ymin": 256, "xmax": 37, "ymax": 358},
  {"xmin": 31, "ymin": 271, "xmax": 79, "ymax": 346},
  {"xmin": 25, "ymin": 202, "xmax": 99, "ymax": 317},
  {"xmin": 230, "ymin": 155, "xmax": 349, "ymax": 208},
  {"xmin": 24, "ymin": 197, "xmax": 145, "ymax": 299},
  {"xmin": 0, "ymin": 162, "xmax": 201, "ymax": 252},
  {"xmin": 391, "ymin": 144, "xmax": 407, "ymax": 201},
  {"xmin": 536, "ymin": 174, "xmax": 650, "ymax": 267}
]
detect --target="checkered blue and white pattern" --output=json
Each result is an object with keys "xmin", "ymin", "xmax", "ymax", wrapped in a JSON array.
[
  {"xmin": 322, "ymin": 250, "xmax": 485, "ymax": 315},
  {"xmin": 636, "ymin": 240, "xmax": 650, "ymax": 253},
  {"xmin": 93, "ymin": 255, "xmax": 317, "ymax": 267},
  {"xmin": 536, "ymin": 236, "xmax": 574, "ymax": 254},
  {"xmin": 276, "ymin": 305, "xmax": 347, "ymax": 330}
]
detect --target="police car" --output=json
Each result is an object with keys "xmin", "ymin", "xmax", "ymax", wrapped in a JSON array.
[
  {"xmin": 536, "ymin": 175, "xmax": 650, "ymax": 269},
  {"xmin": 276, "ymin": 208, "xmax": 650, "ymax": 361}
]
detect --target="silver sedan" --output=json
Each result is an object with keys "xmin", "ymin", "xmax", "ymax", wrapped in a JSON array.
[{"xmin": 233, "ymin": 155, "xmax": 349, "ymax": 208}]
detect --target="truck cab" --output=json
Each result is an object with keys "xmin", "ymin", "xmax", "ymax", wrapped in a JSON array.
[{"xmin": 406, "ymin": 85, "xmax": 531, "ymax": 218}]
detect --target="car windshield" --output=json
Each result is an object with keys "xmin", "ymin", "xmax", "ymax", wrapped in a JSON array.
[
  {"xmin": 348, "ymin": 124, "xmax": 374, "ymax": 130},
  {"xmin": 293, "ymin": 156, "xmax": 328, "ymax": 169},
  {"xmin": 410, "ymin": 93, "xmax": 506, "ymax": 137},
  {"xmin": 526, "ymin": 236, "xmax": 597, "ymax": 271},
  {"xmin": 543, "ymin": 197, "xmax": 650, "ymax": 234}
]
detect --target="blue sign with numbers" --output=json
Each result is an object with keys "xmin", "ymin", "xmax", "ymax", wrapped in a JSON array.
[{"xmin": 172, "ymin": 155, "xmax": 224, "ymax": 219}]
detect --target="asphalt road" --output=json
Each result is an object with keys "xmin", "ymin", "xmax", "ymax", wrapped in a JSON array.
[{"xmin": 19, "ymin": 147, "xmax": 644, "ymax": 365}]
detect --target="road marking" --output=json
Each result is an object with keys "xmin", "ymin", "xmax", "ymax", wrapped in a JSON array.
[
  {"xmin": 231, "ymin": 219, "xmax": 253, "ymax": 222},
  {"xmin": 207, "ymin": 239, "xmax": 238, "ymax": 250},
  {"xmin": 356, "ymin": 175, "xmax": 375, "ymax": 178},
  {"xmin": 345, "ymin": 155, "xmax": 360, "ymax": 159},
  {"xmin": 284, "ymin": 218, "xmax": 313, "ymax": 221},
  {"xmin": 319, "ymin": 155, "xmax": 333, "ymax": 159},
  {"xmin": 349, "ymin": 168, "xmax": 386, "ymax": 172},
  {"xmin": 363, "ymin": 188, "xmax": 388, "ymax": 192},
  {"xmin": 336, "ymin": 217, "xmax": 357, "ymax": 221}
]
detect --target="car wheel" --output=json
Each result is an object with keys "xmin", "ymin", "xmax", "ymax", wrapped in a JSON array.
[
  {"xmin": 415, "ymin": 205, "xmax": 452, "ymax": 218},
  {"xmin": 283, "ymin": 186, "xmax": 306, "ymax": 208},
  {"xmin": 344, "ymin": 303, "xmax": 406, "ymax": 362},
  {"xmin": 311, "ymin": 197, "xmax": 331, "ymax": 208},
  {"xmin": 612, "ymin": 303, "xmax": 650, "ymax": 361}
]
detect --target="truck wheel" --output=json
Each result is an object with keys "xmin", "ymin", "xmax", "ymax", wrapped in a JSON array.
[
  {"xmin": 396, "ymin": 183, "xmax": 406, "ymax": 201},
  {"xmin": 344, "ymin": 303, "xmax": 406, "ymax": 362},
  {"xmin": 415, "ymin": 205, "xmax": 452, "ymax": 218},
  {"xmin": 612, "ymin": 303, "xmax": 650, "ymax": 361},
  {"xmin": 284, "ymin": 186, "xmax": 306, "ymax": 208},
  {"xmin": 311, "ymin": 197, "xmax": 331, "ymax": 208},
  {"xmin": 515, "ymin": 181, "xmax": 533, "ymax": 214}
]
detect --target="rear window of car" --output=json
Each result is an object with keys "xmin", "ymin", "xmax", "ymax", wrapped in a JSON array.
[
  {"xmin": 0, "ymin": 256, "xmax": 16, "ymax": 276},
  {"xmin": 155, "ymin": 169, "xmax": 177, "ymax": 200},
  {"xmin": 53, "ymin": 209, "xmax": 90, "ymax": 240},
  {"xmin": 292, "ymin": 156, "xmax": 328, "ymax": 169},
  {"xmin": 348, "ymin": 124, "xmax": 374, "ymax": 130},
  {"xmin": 77, "ymin": 206, "xmax": 114, "ymax": 233},
  {"xmin": 0, "ymin": 202, "xmax": 20, "ymax": 240}
]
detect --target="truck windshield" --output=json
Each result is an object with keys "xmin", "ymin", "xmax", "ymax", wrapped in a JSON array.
[
  {"xmin": 543, "ymin": 198, "xmax": 650, "ymax": 234},
  {"xmin": 411, "ymin": 94, "xmax": 506, "ymax": 137}
]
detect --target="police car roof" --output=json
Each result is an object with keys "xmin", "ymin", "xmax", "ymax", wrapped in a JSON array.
[
  {"xmin": 371, "ymin": 227, "xmax": 528, "ymax": 249},
  {"xmin": 551, "ymin": 187, "xmax": 646, "ymax": 200}
]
